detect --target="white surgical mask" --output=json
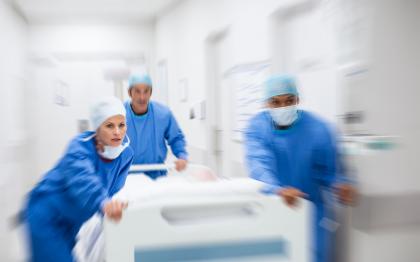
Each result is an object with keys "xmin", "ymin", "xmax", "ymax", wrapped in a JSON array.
[
  {"xmin": 99, "ymin": 136, "xmax": 130, "ymax": 160},
  {"xmin": 269, "ymin": 105, "xmax": 298, "ymax": 126}
]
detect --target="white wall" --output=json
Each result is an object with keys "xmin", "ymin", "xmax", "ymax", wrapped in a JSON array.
[
  {"xmin": 271, "ymin": 0, "xmax": 341, "ymax": 124},
  {"xmin": 0, "ymin": 1, "xmax": 28, "ymax": 260},
  {"xmin": 342, "ymin": 0, "xmax": 420, "ymax": 194},
  {"xmin": 342, "ymin": 1, "xmax": 420, "ymax": 261},
  {"xmin": 0, "ymin": 1, "xmax": 28, "ymax": 144},
  {"xmin": 29, "ymin": 24, "xmax": 154, "ymax": 66}
]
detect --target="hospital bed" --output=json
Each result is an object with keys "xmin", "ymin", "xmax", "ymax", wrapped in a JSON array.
[{"xmin": 76, "ymin": 164, "xmax": 312, "ymax": 262}]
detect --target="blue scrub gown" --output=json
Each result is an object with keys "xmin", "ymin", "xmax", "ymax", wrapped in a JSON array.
[
  {"xmin": 245, "ymin": 110, "xmax": 344, "ymax": 262},
  {"xmin": 124, "ymin": 101, "xmax": 188, "ymax": 179},
  {"xmin": 25, "ymin": 131, "xmax": 133, "ymax": 262}
]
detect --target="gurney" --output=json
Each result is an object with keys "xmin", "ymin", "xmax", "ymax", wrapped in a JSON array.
[{"xmin": 75, "ymin": 164, "xmax": 312, "ymax": 262}]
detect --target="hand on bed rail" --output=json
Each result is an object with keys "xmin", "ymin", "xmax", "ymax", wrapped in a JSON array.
[
  {"xmin": 102, "ymin": 200, "xmax": 128, "ymax": 222},
  {"xmin": 174, "ymin": 158, "xmax": 188, "ymax": 171},
  {"xmin": 277, "ymin": 187, "xmax": 307, "ymax": 208}
]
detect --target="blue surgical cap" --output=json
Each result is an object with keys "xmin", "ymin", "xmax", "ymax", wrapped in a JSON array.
[
  {"xmin": 264, "ymin": 74, "xmax": 298, "ymax": 100},
  {"xmin": 128, "ymin": 74, "xmax": 153, "ymax": 89}
]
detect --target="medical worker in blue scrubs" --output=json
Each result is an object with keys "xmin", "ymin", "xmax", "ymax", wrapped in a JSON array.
[
  {"xmin": 123, "ymin": 74, "xmax": 188, "ymax": 179},
  {"xmin": 24, "ymin": 96, "xmax": 134, "ymax": 262},
  {"xmin": 244, "ymin": 74, "xmax": 356, "ymax": 262}
]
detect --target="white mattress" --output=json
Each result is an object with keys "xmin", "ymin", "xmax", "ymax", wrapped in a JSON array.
[{"xmin": 113, "ymin": 173, "xmax": 266, "ymax": 204}]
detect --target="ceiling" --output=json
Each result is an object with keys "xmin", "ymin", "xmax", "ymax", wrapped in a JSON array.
[{"xmin": 12, "ymin": 0, "xmax": 183, "ymax": 24}]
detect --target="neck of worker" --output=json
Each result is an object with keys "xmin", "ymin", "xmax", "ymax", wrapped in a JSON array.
[
  {"xmin": 131, "ymin": 103, "xmax": 149, "ymax": 116},
  {"xmin": 275, "ymin": 123, "xmax": 292, "ymax": 130}
]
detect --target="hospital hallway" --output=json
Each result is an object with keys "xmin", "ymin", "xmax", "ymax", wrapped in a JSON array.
[{"xmin": 1, "ymin": 0, "xmax": 420, "ymax": 261}]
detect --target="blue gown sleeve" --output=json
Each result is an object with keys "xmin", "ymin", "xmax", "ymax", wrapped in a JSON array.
[
  {"xmin": 61, "ymin": 153, "xmax": 108, "ymax": 217},
  {"xmin": 244, "ymin": 118, "xmax": 283, "ymax": 194},
  {"xmin": 312, "ymin": 126, "xmax": 340, "ymax": 189},
  {"xmin": 109, "ymin": 154, "xmax": 134, "ymax": 196},
  {"xmin": 165, "ymin": 112, "xmax": 188, "ymax": 160}
]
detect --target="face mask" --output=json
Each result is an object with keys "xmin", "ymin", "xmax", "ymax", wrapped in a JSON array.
[
  {"xmin": 99, "ymin": 136, "xmax": 130, "ymax": 160},
  {"xmin": 269, "ymin": 105, "xmax": 298, "ymax": 126}
]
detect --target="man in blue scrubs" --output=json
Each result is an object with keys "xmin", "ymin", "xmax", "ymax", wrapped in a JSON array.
[
  {"xmin": 124, "ymin": 74, "xmax": 188, "ymax": 179},
  {"xmin": 244, "ymin": 74, "xmax": 356, "ymax": 262}
]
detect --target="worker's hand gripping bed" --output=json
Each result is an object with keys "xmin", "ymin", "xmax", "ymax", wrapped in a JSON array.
[{"xmin": 77, "ymin": 164, "xmax": 312, "ymax": 262}]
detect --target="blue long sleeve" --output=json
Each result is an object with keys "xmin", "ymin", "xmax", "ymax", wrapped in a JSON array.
[
  {"xmin": 165, "ymin": 113, "xmax": 188, "ymax": 160},
  {"xmin": 244, "ymin": 117, "xmax": 283, "ymax": 188},
  {"xmin": 312, "ymin": 127, "xmax": 338, "ymax": 189},
  {"xmin": 312, "ymin": 127, "xmax": 357, "ymax": 189},
  {"xmin": 109, "ymin": 154, "xmax": 134, "ymax": 196},
  {"xmin": 61, "ymin": 153, "xmax": 108, "ymax": 219}
]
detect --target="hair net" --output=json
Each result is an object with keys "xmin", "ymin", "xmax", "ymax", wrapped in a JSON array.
[
  {"xmin": 264, "ymin": 74, "xmax": 298, "ymax": 100},
  {"xmin": 90, "ymin": 96, "xmax": 126, "ymax": 131},
  {"xmin": 128, "ymin": 74, "xmax": 153, "ymax": 89}
]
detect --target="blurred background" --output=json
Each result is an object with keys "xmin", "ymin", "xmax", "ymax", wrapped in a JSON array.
[{"xmin": 0, "ymin": 0, "xmax": 419, "ymax": 261}]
